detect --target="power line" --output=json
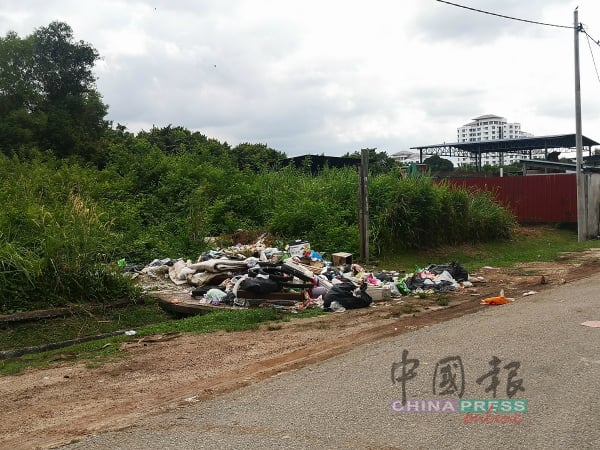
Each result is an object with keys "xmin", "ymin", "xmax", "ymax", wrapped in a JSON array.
[
  {"xmin": 582, "ymin": 28, "xmax": 600, "ymax": 48},
  {"xmin": 582, "ymin": 26, "xmax": 600, "ymax": 85},
  {"xmin": 436, "ymin": 2, "xmax": 600, "ymax": 106},
  {"xmin": 435, "ymin": 0, "xmax": 574, "ymax": 29},
  {"xmin": 584, "ymin": 32, "xmax": 600, "ymax": 85}
]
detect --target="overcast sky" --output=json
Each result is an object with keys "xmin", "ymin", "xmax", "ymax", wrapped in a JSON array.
[{"xmin": 2, "ymin": 0, "xmax": 600, "ymax": 156}]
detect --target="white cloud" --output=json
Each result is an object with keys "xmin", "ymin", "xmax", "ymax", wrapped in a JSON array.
[{"xmin": 1, "ymin": 0, "xmax": 600, "ymax": 155}]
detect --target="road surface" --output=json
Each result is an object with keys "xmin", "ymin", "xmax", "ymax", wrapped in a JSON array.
[{"xmin": 64, "ymin": 274, "xmax": 600, "ymax": 449}]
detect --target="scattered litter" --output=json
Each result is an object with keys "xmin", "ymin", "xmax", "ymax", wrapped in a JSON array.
[
  {"xmin": 328, "ymin": 301, "xmax": 346, "ymax": 313},
  {"xmin": 580, "ymin": 321, "xmax": 600, "ymax": 328},
  {"xmin": 202, "ymin": 288, "xmax": 227, "ymax": 305},
  {"xmin": 402, "ymin": 263, "xmax": 468, "ymax": 293},
  {"xmin": 124, "ymin": 330, "xmax": 136, "ymax": 336},
  {"xmin": 184, "ymin": 396, "xmax": 199, "ymax": 402},
  {"xmin": 480, "ymin": 289, "xmax": 514, "ymax": 305},
  {"xmin": 136, "ymin": 333, "xmax": 182, "ymax": 343},
  {"xmin": 367, "ymin": 284, "xmax": 392, "ymax": 301},
  {"xmin": 131, "ymin": 235, "xmax": 481, "ymax": 314},
  {"xmin": 522, "ymin": 290, "xmax": 537, "ymax": 296}
]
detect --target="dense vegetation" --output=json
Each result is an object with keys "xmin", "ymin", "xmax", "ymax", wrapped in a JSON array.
[
  {"xmin": 0, "ymin": 147, "xmax": 515, "ymax": 312},
  {"xmin": 0, "ymin": 22, "xmax": 516, "ymax": 312},
  {"xmin": 0, "ymin": 22, "xmax": 108, "ymax": 164}
]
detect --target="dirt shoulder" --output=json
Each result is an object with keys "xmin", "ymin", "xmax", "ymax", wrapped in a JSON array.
[{"xmin": 1, "ymin": 250, "xmax": 600, "ymax": 450}]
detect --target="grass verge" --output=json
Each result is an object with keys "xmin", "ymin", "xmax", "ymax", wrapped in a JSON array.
[
  {"xmin": 378, "ymin": 225, "xmax": 600, "ymax": 272},
  {"xmin": 0, "ymin": 299, "xmax": 167, "ymax": 351},
  {"xmin": 0, "ymin": 307, "xmax": 324, "ymax": 375}
]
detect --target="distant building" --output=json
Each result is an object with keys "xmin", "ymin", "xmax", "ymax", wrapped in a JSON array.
[
  {"xmin": 390, "ymin": 150, "xmax": 420, "ymax": 164},
  {"xmin": 456, "ymin": 114, "xmax": 534, "ymax": 166}
]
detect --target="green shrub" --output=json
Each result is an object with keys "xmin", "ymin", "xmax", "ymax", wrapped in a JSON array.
[
  {"xmin": 0, "ymin": 150, "xmax": 515, "ymax": 310},
  {"xmin": 370, "ymin": 174, "xmax": 515, "ymax": 252}
]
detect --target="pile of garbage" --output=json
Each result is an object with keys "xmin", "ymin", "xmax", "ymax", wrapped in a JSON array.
[
  {"xmin": 127, "ymin": 237, "xmax": 471, "ymax": 312},
  {"xmin": 398, "ymin": 262, "xmax": 472, "ymax": 295}
]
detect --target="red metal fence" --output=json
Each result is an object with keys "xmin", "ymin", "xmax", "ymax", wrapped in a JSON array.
[{"xmin": 441, "ymin": 174, "xmax": 577, "ymax": 223}]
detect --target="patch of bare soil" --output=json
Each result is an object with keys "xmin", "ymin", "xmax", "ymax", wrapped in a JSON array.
[{"xmin": 1, "ymin": 250, "xmax": 600, "ymax": 450}]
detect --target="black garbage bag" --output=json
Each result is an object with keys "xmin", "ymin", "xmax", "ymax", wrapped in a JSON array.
[
  {"xmin": 239, "ymin": 277, "xmax": 281, "ymax": 294},
  {"xmin": 221, "ymin": 291, "xmax": 236, "ymax": 305},
  {"xmin": 425, "ymin": 262, "xmax": 469, "ymax": 282},
  {"xmin": 323, "ymin": 282, "xmax": 372, "ymax": 310},
  {"xmin": 405, "ymin": 276, "xmax": 426, "ymax": 291},
  {"xmin": 373, "ymin": 271, "xmax": 394, "ymax": 282}
]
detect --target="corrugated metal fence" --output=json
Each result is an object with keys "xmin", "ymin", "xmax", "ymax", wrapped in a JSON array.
[{"xmin": 441, "ymin": 174, "xmax": 577, "ymax": 223}]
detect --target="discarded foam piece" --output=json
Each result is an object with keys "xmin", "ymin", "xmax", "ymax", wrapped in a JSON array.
[
  {"xmin": 282, "ymin": 260, "xmax": 315, "ymax": 282},
  {"xmin": 367, "ymin": 285, "xmax": 392, "ymax": 301},
  {"xmin": 580, "ymin": 321, "xmax": 600, "ymax": 328},
  {"xmin": 469, "ymin": 276, "xmax": 486, "ymax": 283}
]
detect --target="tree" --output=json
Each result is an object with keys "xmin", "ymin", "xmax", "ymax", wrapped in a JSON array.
[
  {"xmin": 343, "ymin": 148, "xmax": 398, "ymax": 175},
  {"xmin": 0, "ymin": 22, "xmax": 108, "ymax": 162},
  {"xmin": 231, "ymin": 142, "xmax": 286, "ymax": 171},
  {"xmin": 423, "ymin": 154, "xmax": 454, "ymax": 172},
  {"xmin": 0, "ymin": 32, "xmax": 36, "ymax": 114},
  {"xmin": 31, "ymin": 22, "xmax": 100, "ymax": 100},
  {"xmin": 135, "ymin": 125, "xmax": 234, "ymax": 166}
]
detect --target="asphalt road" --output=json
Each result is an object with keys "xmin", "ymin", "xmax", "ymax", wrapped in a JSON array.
[{"xmin": 64, "ymin": 274, "xmax": 600, "ymax": 450}]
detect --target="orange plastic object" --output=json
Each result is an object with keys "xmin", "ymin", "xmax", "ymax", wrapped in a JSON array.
[{"xmin": 480, "ymin": 290, "xmax": 511, "ymax": 305}]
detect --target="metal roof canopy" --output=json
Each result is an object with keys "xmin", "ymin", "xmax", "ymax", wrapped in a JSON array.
[{"xmin": 410, "ymin": 133, "xmax": 599, "ymax": 170}]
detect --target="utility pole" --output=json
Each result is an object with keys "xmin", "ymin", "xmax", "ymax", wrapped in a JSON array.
[
  {"xmin": 358, "ymin": 148, "xmax": 369, "ymax": 263},
  {"xmin": 574, "ymin": 8, "xmax": 585, "ymax": 242}
]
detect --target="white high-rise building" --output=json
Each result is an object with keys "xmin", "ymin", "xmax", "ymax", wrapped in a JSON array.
[{"xmin": 456, "ymin": 114, "xmax": 533, "ymax": 166}]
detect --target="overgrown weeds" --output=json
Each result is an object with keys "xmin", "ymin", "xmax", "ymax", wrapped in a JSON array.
[{"xmin": 0, "ymin": 152, "xmax": 515, "ymax": 310}]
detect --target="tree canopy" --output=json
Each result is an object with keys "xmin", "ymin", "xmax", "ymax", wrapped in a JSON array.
[
  {"xmin": 343, "ymin": 148, "xmax": 398, "ymax": 175},
  {"xmin": 423, "ymin": 154, "xmax": 454, "ymax": 172},
  {"xmin": 231, "ymin": 142, "xmax": 286, "ymax": 171},
  {"xmin": 0, "ymin": 21, "xmax": 108, "ymax": 163}
]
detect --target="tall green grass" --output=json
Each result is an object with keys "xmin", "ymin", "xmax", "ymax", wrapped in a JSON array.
[
  {"xmin": 0, "ymin": 152, "xmax": 515, "ymax": 310},
  {"xmin": 0, "ymin": 155, "xmax": 137, "ymax": 311},
  {"xmin": 369, "ymin": 174, "xmax": 515, "ymax": 253}
]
